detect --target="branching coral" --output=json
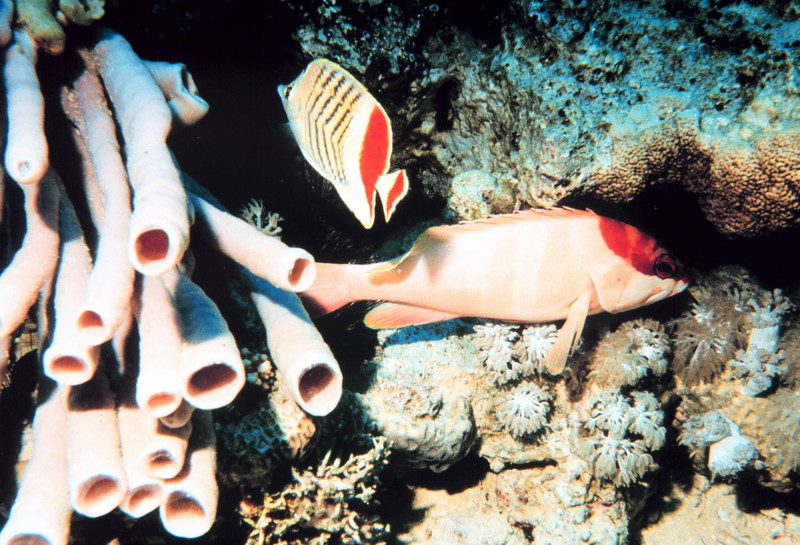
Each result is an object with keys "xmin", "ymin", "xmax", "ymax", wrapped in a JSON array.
[{"xmin": 241, "ymin": 437, "xmax": 391, "ymax": 545}]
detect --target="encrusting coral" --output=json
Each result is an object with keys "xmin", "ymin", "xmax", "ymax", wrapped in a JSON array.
[{"xmin": 0, "ymin": 5, "xmax": 340, "ymax": 543}]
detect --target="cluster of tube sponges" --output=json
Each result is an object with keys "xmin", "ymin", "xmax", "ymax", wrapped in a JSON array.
[{"xmin": 0, "ymin": 9, "xmax": 343, "ymax": 543}]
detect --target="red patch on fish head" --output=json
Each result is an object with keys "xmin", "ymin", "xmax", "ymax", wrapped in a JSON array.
[
  {"xmin": 360, "ymin": 106, "xmax": 390, "ymax": 209},
  {"xmin": 598, "ymin": 217, "xmax": 658, "ymax": 275}
]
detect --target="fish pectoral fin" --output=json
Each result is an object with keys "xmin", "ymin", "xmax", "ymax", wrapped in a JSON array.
[
  {"xmin": 376, "ymin": 169, "xmax": 409, "ymax": 222},
  {"xmin": 542, "ymin": 295, "xmax": 590, "ymax": 375},
  {"xmin": 587, "ymin": 261, "xmax": 634, "ymax": 313},
  {"xmin": 364, "ymin": 302, "xmax": 462, "ymax": 329}
]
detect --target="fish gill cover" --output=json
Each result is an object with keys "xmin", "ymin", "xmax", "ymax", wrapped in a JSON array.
[{"xmin": 0, "ymin": 1, "xmax": 800, "ymax": 544}]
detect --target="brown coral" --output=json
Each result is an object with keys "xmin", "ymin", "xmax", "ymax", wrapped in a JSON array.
[{"xmin": 589, "ymin": 114, "xmax": 800, "ymax": 237}]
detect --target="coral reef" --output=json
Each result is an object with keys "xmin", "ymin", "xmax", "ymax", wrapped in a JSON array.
[
  {"xmin": 241, "ymin": 437, "xmax": 391, "ymax": 545},
  {"xmin": 288, "ymin": 0, "xmax": 800, "ymax": 236},
  {"xmin": 1, "ymin": 1, "xmax": 800, "ymax": 545}
]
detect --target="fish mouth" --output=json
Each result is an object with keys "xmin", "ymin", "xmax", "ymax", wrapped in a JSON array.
[{"xmin": 670, "ymin": 277, "xmax": 690, "ymax": 297}]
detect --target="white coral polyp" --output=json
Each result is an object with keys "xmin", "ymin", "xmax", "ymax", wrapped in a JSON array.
[
  {"xmin": 496, "ymin": 383, "xmax": 552, "ymax": 439},
  {"xmin": 475, "ymin": 323, "xmax": 522, "ymax": 384},
  {"xmin": 520, "ymin": 324, "xmax": 557, "ymax": 367},
  {"xmin": 586, "ymin": 394, "xmax": 632, "ymax": 437}
]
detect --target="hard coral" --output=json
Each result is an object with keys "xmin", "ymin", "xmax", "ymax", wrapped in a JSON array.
[{"xmin": 241, "ymin": 437, "xmax": 391, "ymax": 545}]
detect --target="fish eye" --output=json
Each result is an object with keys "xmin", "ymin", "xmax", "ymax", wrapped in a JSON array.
[
  {"xmin": 653, "ymin": 253, "xmax": 679, "ymax": 279},
  {"xmin": 282, "ymin": 83, "xmax": 293, "ymax": 99}
]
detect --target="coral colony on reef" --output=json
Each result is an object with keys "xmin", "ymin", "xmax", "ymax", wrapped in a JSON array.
[{"xmin": 2, "ymin": 1, "xmax": 800, "ymax": 545}]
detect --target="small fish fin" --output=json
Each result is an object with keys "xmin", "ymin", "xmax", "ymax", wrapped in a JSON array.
[
  {"xmin": 300, "ymin": 263, "xmax": 355, "ymax": 316},
  {"xmin": 587, "ymin": 262, "xmax": 634, "ymax": 313},
  {"xmin": 542, "ymin": 295, "xmax": 590, "ymax": 375},
  {"xmin": 376, "ymin": 169, "xmax": 409, "ymax": 222},
  {"xmin": 364, "ymin": 302, "xmax": 462, "ymax": 329}
]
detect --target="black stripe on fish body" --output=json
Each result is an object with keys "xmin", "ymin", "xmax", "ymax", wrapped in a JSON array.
[
  {"xmin": 304, "ymin": 68, "xmax": 340, "ymax": 173},
  {"xmin": 325, "ymin": 87, "xmax": 361, "ymax": 184},
  {"xmin": 314, "ymin": 78, "xmax": 358, "ymax": 184},
  {"xmin": 309, "ymin": 73, "xmax": 350, "ymax": 178}
]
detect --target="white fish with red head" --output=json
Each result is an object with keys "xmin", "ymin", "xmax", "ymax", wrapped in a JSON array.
[
  {"xmin": 278, "ymin": 58, "xmax": 409, "ymax": 229},
  {"xmin": 302, "ymin": 208, "xmax": 689, "ymax": 374}
]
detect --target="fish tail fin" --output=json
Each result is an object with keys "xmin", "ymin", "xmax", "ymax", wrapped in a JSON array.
[
  {"xmin": 300, "ymin": 263, "xmax": 360, "ymax": 316},
  {"xmin": 376, "ymin": 169, "xmax": 409, "ymax": 223}
]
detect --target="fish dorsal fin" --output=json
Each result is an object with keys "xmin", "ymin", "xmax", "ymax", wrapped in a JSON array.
[
  {"xmin": 436, "ymin": 207, "xmax": 598, "ymax": 233},
  {"xmin": 364, "ymin": 302, "xmax": 463, "ymax": 329}
]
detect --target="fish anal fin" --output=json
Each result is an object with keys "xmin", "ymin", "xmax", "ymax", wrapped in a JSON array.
[
  {"xmin": 376, "ymin": 169, "xmax": 409, "ymax": 222},
  {"xmin": 364, "ymin": 302, "xmax": 462, "ymax": 329},
  {"xmin": 542, "ymin": 295, "xmax": 590, "ymax": 375}
]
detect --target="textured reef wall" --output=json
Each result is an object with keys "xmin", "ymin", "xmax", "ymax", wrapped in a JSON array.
[{"xmin": 2, "ymin": 1, "xmax": 800, "ymax": 545}]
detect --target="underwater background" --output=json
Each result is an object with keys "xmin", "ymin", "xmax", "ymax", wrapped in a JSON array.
[{"xmin": 2, "ymin": 0, "xmax": 800, "ymax": 543}]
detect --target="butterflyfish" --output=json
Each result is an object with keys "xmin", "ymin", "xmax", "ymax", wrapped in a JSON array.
[
  {"xmin": 278, "ymin": 58, "xmax": 409, "ymax": 229},
  {"xmin": 301, "ymin": 208, "xmax": 689, "ymax": 374}
]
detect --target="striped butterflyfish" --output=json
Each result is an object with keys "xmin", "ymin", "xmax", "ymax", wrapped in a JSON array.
[{"xmin": 278, "ymin": 58, "xmax": 409, "ymax": 229}]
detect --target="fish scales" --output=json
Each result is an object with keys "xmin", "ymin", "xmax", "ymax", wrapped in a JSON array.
[
  {"xmin": 301, "ymin": 208, "xmax": 688, "ymax": 373},
  {"xmin": 360, "ymin": 212, "xmax": 600, "ymax": 321}
]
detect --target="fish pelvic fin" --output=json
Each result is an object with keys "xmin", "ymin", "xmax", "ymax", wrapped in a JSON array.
[
  {"xmin": 364, "ymin": 302, "xmax": 462, "ymax": 329},
  {"xmin": 542, "ymin": 295, "xmax": 590, "ymax": 375},
  {"xmin": 376, "ymin": 169, "xmax": 409, "ymax": 223},
  {"xmin": 300, "ymin": 263, "xmax": 358, "ymax": 316}
]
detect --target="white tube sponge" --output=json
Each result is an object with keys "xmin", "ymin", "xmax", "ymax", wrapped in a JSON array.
[
  {"xmin": 144, "ymin": 60, "xmax": 209, "ymax": 127},
  {"xmin": 92, "ymin": 29, "xmax": 190, "ymax": 276},
  {"xmin": 62, "ymin": 62, "xmax": 135, "ymax": 346},
  {"xmin": 167, "ymin": 270, "xmax": 245, "ymax": 409},
  {"xmin": 186, "ymin": 184, "xmax": 316, "ymax": 293},
  {"xmin": 42, "ymin": 181, "xmax": 100, "ymax": 385},
  {"xmin": 64, "ymin": 368, "xmax": 127, "ymax": 518},
  {"xmin": 159, "ymin": 410, "xmax": 218, "ymax": 539},
  {"xmin": 0, "ymin": 383, "xmax": 71, "ymax": 545},
  {"xmin": 248, "ymin": 274, "xmax": 342, "ymax": 416},
  {"xmin": 0, "ymin": 172, "xmax": 60, "ymax": 341},
  {"xmin": 4, "ymin": 29, "xmax": 49, "ymax": 185},
  {"xmin": 133, "ymin": 274, "xmax": 183, "ymax": 417}
]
